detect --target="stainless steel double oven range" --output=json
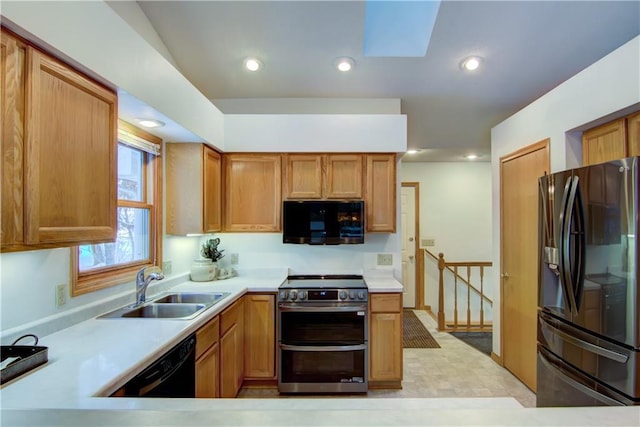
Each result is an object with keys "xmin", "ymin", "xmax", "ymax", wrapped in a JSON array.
[{"xmin": 277, "ymin": 275, "xmax": 368, "ymax": 394}]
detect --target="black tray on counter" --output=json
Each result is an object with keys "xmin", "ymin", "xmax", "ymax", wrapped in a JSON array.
[{"xmin": 1, "ymin": 334, "xmax": 48, "ymax": 385}]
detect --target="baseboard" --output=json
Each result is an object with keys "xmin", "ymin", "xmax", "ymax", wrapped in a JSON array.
[
  {"xmin": 491, "ymin": 351, "xmax": 502, "ymax": 365},
  {"xmin": 368, "ymin": 380, "xmax": 402, "ymax": 390},
  {"xmin": 241, "ymin": 379, "xmax": 278, "ymax": 388}
]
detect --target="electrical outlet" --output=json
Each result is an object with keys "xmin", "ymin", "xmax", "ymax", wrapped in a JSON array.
[
  {"xmin": 422, "ymin": 238, "xmax": 436, "ymax": 247},
  {"xmin": 55, "ymin": 284, "xmax": 67, "ymax": 307},
  {"xmin": 162, "ymin": 260, "xmax": 172, "ymax": 276},
  {"xmin": 377, "ymin": 253, "xmax": 393, "ymax": 266},
  {"xmin": 230, "ymin": 253, "xmax": 239, "ymax": 265}
]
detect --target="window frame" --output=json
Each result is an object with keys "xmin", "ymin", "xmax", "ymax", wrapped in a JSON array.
[{"xmin": 71, "ymin": 120, "xmax": 163, "ymax": 296}]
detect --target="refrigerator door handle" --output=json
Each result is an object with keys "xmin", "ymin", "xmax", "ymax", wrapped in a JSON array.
[
  {"xmin": 559, "ymin": 176, "xmax": 576, "ymax": 313},
  {"xmin": 570, "ymin": 176, "xmax": 586, "ymax": 311},
  {"xmin": 541, "ymin": 315, "xmax": 628, "ymax": 363},
  {"xmin": 538, "ymin": 349, "xmax": 625, "ymax": 406}
]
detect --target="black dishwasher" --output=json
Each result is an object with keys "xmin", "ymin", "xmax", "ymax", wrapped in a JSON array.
[{"xmin": 112, "ymin": 334, "xmax": 196, "ymax": 397}]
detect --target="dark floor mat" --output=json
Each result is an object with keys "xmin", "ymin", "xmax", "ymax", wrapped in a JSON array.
[
  {"xmin": 449, "ymin": 331, "xmax": 492, "ymax": 356},
  {"xmin": 403, "ymin": 310, "xmax": 440, "ymax": 349}
]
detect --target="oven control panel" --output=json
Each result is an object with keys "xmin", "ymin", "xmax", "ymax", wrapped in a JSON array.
[{"xmin": 279, "ymin": 289, "xmax": 367, "ymax": 302}]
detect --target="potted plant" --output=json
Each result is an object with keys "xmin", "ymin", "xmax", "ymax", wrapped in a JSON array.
[{"xmin": 201, "ymin": 237, "xmax": 225, "ymax": 262}]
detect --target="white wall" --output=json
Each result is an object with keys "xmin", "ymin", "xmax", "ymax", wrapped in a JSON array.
[
  {"xmin": 490, "ymin": 35, "xmax": 640, "ymax": 356},
  {"xmin": 0, "ymin": 235, "xmax": 200, "ymax": 340},
  {"xmin": 400, "ymin": 162, "xmax": 492, "ymax": 309},
  {"xmin": 224, "ymin": 114, "xmax": 406, "ymax": 153},
  {"xmin": 401, "ymin": 162, "xmax": 492, "ymax": 260},
  {"xmin": 1, "ymin": 0, "xmax": 225, "ymax": 147},
  {"xmin": 205, "ymin": 233, "xmax": 400, "ymax": 275}
]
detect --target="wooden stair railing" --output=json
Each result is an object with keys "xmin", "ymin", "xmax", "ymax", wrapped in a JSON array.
[{"xmin": 428, "ymin": 250, "xmax": 492, "ymax": 332}]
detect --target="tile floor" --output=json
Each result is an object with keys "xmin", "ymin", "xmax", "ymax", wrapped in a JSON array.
[{"xmin": 239, "ymin": 310, "xmax": 536, "ymax": 408}]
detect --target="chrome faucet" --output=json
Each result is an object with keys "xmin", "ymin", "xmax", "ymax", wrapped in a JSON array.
[{"xmin": 135, "ymin": 267, "xmax": 164, "ymax": 306}]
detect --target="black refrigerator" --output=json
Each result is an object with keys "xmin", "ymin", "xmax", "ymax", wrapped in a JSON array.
[{"xmin": 537, "ymin": 156, "xmax": 639, "ymax": 406}]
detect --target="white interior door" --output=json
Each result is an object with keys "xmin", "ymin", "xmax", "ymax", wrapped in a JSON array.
[{"xmin": 401, "ymin": 186, "xmax": 416, "ymax": 308}]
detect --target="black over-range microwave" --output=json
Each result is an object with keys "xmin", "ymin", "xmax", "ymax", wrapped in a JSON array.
[{"xmin": 282, "ymin": 200, "xmax": 364, "ymax": 245}]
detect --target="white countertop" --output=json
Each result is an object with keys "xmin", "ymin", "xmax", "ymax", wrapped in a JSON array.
[{"xmin": 1, "ymin": 270, "xmax": 637, "ymax": 426}]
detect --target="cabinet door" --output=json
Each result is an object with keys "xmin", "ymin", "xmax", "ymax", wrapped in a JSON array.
[
  {"xmin": 166, "ymin": 144, "xmax": 222, "ymax": 234},
  {"xmin": 220, "ymin": 324, "xmax": 238, "ymax": 398},
  {"xmin": 166, "ymin": 143, "xmax": 204, "ymax": 234},
  {"xmin": 24, "ymin": 47, "xmax": 117, "ymax": 245},
  {"xmin": 325, "ymin": 154, "xmax": 363, "ymax": 199},
  {"xmin": 369, "ymin": 293, "xmax": 402, "ymax": 385},
  {"xmin": 369, "ymin": 312, "xmax": 402, "ymax": 381},
  {"xmin": 283, "ymin": 154, "xmax": 323, "ymax": 199},
  {"xmin": 235, "ymin": 302, "xmax": 245, "ymax": 393},
  {"xmin": 582, "ymin": 119, "xmax": 627, "ymax": 166},
  {"xmin": 195, "ymin": 342, "xmax": 219, "ymax": 398},
  {"xmin": 220, "ymin": 297, "xmax": 245, "ymax": 397},
  {"xmin": 244, "ymin": 294, "xmax": 276, "ymax": 378},
  {"xmin": 204, "ymin": 147, "xmax": 222, "ymax": 232},
  {"xmin": 224, "ymin": 154, "xmax": 282, "ymax": 231},
  {"xmin": 221, "ymin": 320, "xmax": 245, "ymax": 397},
  {"xmin": 627, "ymin": 111, "xmax": 640, "ymax": 157},
  {"xmin": 1, "ymin": 31, "xmax": 26, "ymax": 248},
  {"xmin": 365, "ymin": 154, "xmax": 396, "ymax": 232}
]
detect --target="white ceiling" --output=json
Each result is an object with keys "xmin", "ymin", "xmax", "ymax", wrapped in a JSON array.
[{"xmin": 137, "ymin": 1, "xmax": 639, "ymax": 162}]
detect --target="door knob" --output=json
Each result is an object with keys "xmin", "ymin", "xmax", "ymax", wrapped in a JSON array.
[
  {"xmin": 501, "ymin": 272, "xmax": 510, "ymax": 279},
  {"xmin": 409, "ymin": 255, "xmax": 414, "ymax": 261},
  {"xmin": 409, "ymin": 237, "xmax": 414, "ymax": 242}
]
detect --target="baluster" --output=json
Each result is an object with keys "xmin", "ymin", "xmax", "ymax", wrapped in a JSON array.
[
  {"xmin": 466, "ymin": 266, "xmax": 471, "ymax": 331},
  {"xmin": 480, "ymin": 266, "xmax": 485, "ymax": 329},
  {"xmin": 454, "ymin": 266, "xmax": 459, "ymax": 330},
  {"xmin": 437, "ymin": 253, "xmax": 445, "ymax": 331}
]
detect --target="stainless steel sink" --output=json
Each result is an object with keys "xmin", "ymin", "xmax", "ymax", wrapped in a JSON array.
[
  {"xmin": 122, "ymin": 303, "xmax": 206, "ymax": 319},
  {"xmin": 151, "ymin": 292, "xmax": 230, "ymax": 305},
  {"xmin": 98, "ymin": 291, "xmax": 231, "ymax": 320}
]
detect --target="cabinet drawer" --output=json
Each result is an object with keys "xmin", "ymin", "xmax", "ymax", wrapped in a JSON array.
[
  {"xmin": 370, "ymin": 294, "xmax": 401, "ymax": 313},
  {"xmin": 221, "ymin": 298, "xmax": 243, "ymax": 336},
  {"xmin": 196, "ymin": 316, "xmax": 219, "ymax": 359}
]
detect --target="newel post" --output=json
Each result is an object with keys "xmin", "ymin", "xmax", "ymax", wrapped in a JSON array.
[{"xmin": 437, "ymin": 252, "xmax": 445, "ymax": 331}]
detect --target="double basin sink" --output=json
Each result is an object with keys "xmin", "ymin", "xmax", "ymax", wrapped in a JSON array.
[{"xmin": 99, "ymin": 292, "xmax": 231, "ymax": 320}]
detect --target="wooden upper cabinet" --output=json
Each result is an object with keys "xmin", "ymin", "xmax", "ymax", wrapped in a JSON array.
[
  {"xmin": 283, "ymin": 154, "xmax": 323, "ymax": 199},
  {"xmin": 283, "ymin": 154, "xmax": 362, "ymax": 199},
  {"xmin": 325, "ymin": 154, "xmax": 363, "ymax": 199},
  {"xmin": 166, "ymin": 143, "xmax": 221, "ymax": 234},
  {"xmin": 224, "ymin": 154, "xmax": 282, "ymax": 231},
  {"xmin": 627, "ymin": 111, "xmax": 640, "ymax": 157},
  {"xmin": 365, "ymin": 154, "xmax": 396, "ymax": 232},
  {"xmin": 1, "ymin": 29, "xmax": 117, "ymax": 251},
  {"xmin": 582, "ymin": 118, "xmax": 627, "ymax": 166},
  {"xmin": 1, "ymin": 30, "xmax": 27, "ymax": 249}
]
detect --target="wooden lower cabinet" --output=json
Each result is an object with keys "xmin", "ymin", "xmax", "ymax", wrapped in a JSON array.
[
  {"xmin": 220, "ymin": 297, "xmax": 245, "ymax": 397},
  {"xmin": 195, "ymin": 316, "xmax": 220, "ymax": 398},
  {"xmin": 369, "ymin": 293, "xmax": 402, "ymax": 388},
  {"xmin": 244, "ymin": 294, "xmax": 276, "ymax": 380},
  {"xmin": 195, "ymin": 342, "xmax": 219, "ymax": 398}
]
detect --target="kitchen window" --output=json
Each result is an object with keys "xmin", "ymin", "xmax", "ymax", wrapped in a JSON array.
[{"xmin": 71, "ymin": 120, "xmax": 162, "ymax": 296}]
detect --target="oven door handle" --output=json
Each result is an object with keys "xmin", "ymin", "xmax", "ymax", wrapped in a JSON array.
[
  {"xmin": 280, "ymin": 344, "xmax": 366, "ymax": 352},
  {"xmin": 278, "ymin": 305, "xmax": 368, "ymax": 312}
]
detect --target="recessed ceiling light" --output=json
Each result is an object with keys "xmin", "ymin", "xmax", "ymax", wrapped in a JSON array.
[
  {"xmin": 465, "ymin": 154, "xmax": 479, "ymax": 160},
  {"xmin": 244, "ymin": 57, "xmax": 263, "ymax": 72},
  {"xmin": 136, "ymin": 118, "xmax": 165, "ymax": 128},
  {"xmin": 335, "ymin": 57, "xmax": 355, "ymax": 72},
  {"xmin": 461, "ymin": 56, "xmax": 482, "ymax": 71}
]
